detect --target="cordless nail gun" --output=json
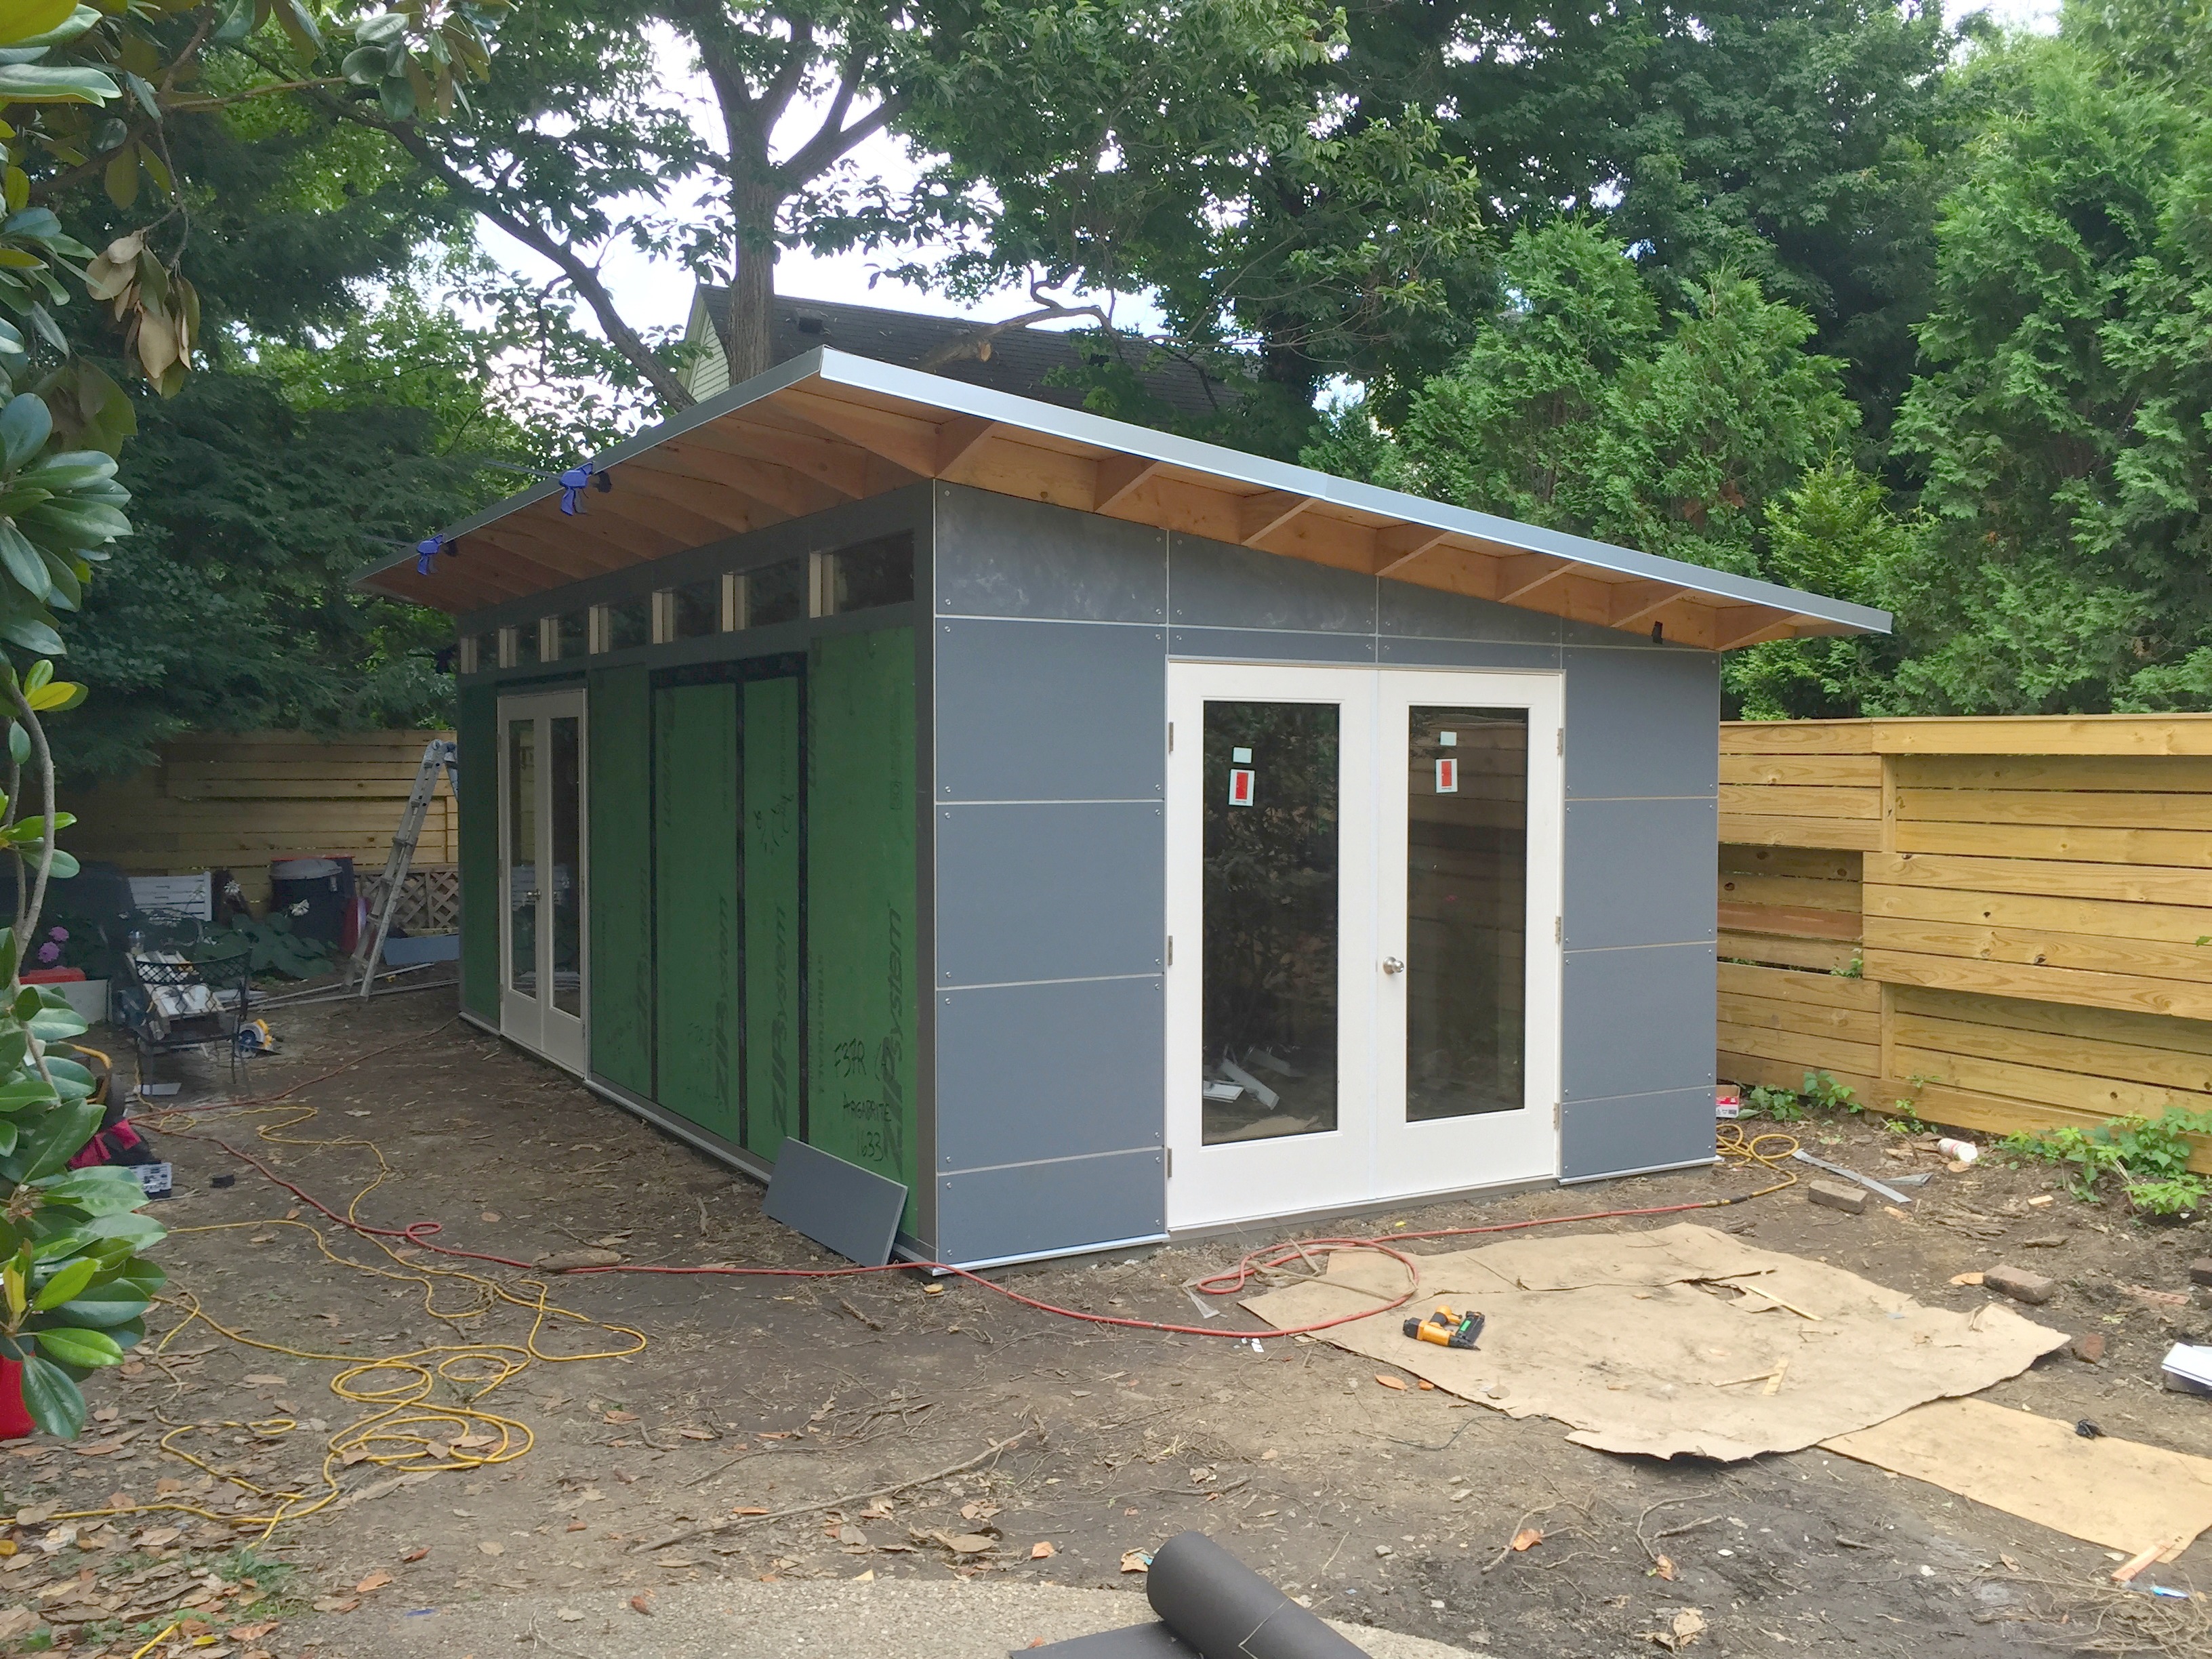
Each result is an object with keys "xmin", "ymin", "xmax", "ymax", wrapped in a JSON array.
[{"xmin": 1401, "ymin": 1305, "xmax": 1485, "ymax": 1350}]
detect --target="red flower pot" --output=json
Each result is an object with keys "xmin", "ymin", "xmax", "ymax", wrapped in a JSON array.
[{"xmin": 0, "ymin": 1357, "xmax": 35, "ymax": 1439}]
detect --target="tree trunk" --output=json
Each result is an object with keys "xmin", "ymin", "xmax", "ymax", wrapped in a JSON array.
[{"xmin": 722, "ymin": 178, "xmax": 781, "ymax": 386}]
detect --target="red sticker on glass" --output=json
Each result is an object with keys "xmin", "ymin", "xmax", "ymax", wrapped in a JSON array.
[
  {"xmin": 1228, "ymin": 767, "xmax": 1255, "ymax": 806},
  {"xmin": 1435, "ymin": 757, "xmax": 1458, "ymax": 794}
]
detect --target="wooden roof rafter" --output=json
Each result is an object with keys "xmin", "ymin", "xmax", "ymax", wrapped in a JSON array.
[{"xmin": 361, "ymin": 347, "xmax": 1889, "ymax": 651}]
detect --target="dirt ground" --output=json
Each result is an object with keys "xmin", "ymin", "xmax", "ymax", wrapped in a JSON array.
[{"xmin": 5, "ymin": 985, "xmax": 2211, "ymax": 1659}]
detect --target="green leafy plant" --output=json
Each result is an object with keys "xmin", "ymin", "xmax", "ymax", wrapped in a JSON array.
[
  {"xmin": 0, "ymin": 662, "xmax": 164, "ymax": 1436},
  {"xmin": 1738, "ymin": 1084, "xmax": 1805, "ymax": 1123},
  {"xmin": 2009, "ymin": 1109, "xmax": 2210, "ymax": 1215},
  {"xmin": 1737, "ymin": 1071, "xmax": 1858, "ymax": 1123},
  {"xmin": 157, "ymin": 910, "xmax": 332, "ymax": 981}
]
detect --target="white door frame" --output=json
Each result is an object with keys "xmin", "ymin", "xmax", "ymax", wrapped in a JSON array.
[
  {"xmin": 1163, "ymin": 661, "xmax": 1561, "ymax": 1231},
  {"xmin": 497, "ymin": 688, "xmax": 589, "ymax": 1073}
]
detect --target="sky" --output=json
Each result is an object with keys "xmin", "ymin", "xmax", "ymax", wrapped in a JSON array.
[{"xmin": 477, "ymin": 0, "xmax": 2066, "ymax": 361}]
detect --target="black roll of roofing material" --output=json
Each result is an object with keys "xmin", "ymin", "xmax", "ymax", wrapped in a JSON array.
[
  {"xmin": 1015, "ymin": 1531, "xmax": 1368, "ymax": 1659},
  {"xmin": 1145, "ymin": 1530, "xmax": 1368, "ymax": 1659}
]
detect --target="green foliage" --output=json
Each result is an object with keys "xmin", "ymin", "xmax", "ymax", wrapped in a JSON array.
[
  {"xmin": 166, "ymin": 909, "xmax": 332, "ymax": 981},
  {"xmin": 2008, "ymin": 1107, "xmax": 2211, "ymax": 1214},
  {"xmin": 1875, "ymin": 13, "xmax": 2212, "ymax": 714},
  {"xmin": 1308, "ymin": 221, "xmax": 1862, "ymax": 581},
  {"xmin": 1738, "ymin": 1069, "xmax": 1858, "ymax": 1122}
]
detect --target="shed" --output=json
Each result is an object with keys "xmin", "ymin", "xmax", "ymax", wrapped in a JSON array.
[{"xmin": 356, "ymin": 348, "xmax": 1887, "ymax": 1269}]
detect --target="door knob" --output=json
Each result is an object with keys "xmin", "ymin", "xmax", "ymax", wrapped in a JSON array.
[{"xmin": 1382, "ymin": 956, "xmax": 1406, "ymax": 975}]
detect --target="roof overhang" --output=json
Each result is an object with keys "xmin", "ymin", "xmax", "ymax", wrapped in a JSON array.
[{"xmin": 356, "ymin": 347, "xmax": 1890, "ymax": 650}]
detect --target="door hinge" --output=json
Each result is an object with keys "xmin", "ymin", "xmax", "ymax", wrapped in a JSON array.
[
  {"xmin": 1556, "ymin": 726, "xmax": 1564, "ymax": 756},
  {"xmin": 1166, "ymin": 935, "xmax": 1174, "ymax": 966},
  {"xmin": 1166, "ymin": 1147, "xmax": 1174, "ymax": 1177},
  {"xmin": 1554, "ymin": 915, "xmax": 1563, "ymax": 944},
  {"xmin": 1167, "ymin": 721, "xmax": 1174, "ymax": 752}
]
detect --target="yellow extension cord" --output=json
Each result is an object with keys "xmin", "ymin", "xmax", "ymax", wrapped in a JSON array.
[{"xmin": 39, "ymin": 1078, "xmax": 646, "ymax": 1545}]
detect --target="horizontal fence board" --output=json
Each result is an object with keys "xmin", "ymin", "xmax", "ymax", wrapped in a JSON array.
[
  {"xmin": 1864, "ymin": 882, "xmax": 2212, "ymax": 949},
  {"xmin": 1720, "ymin": 813, "xmax": 1885, "ymax": 851},
  {"xmin": 1896, "ymin": 787, "xmax": 2212, "ymax": 832},
  {"xmin": 1864, "ymin": 947, "xmax": 2212, "ymax": 1023},
  {"xmin": 1715, "ymin": 872, "xmax": 1862, "ymax": 913},
  {"xmin": 1891, "ymin": 1042, "xmax": 2210, "ymax": 1122},
  {"xmin": 1891, "ymin": 983, "xmax": 2212, "ymax": 1059},
  {"xmin": 1893, "ymin": 753, "xmax": 2212, "ymax": 795},
  {"xmin": 1719, "ymin": 845, "xmax": 1862, "ymax": 882},
  {"xmin": 1715, "ymin": 1021, "xmax": 1881, "ymax": 1076},
  {"xmin": 1893, "ymin": 821, "xmax": 2212, "ymax": 867},
  {"xmin": 1719, "ymin": 754, "xmax": 1885, "ymax": 787},
  {"xmin": 1719, "ymin": 784, "xmax": 1881, "ymax": 821},
  {"xmin": 1717, "ymin": 901, "xmax": 1862, "ymax": 941},
  {"xmin": 1871, "ymin": 716, "xmax": 2212, "ymax": 757},
  {"xmin": 1894, "ymin": 1009, "xmax": 2212, "ymax": 1096},
  {"xmin": 1864, "ymin": 916, "xmax": 2212, "ymax": 987},
  {"xmin": 1721, "ymin": 722, "xmax": 1878, "ymax": 754},
  {"xmin": 1718, "ymin": 992, "xmax": 1882, "ymax": 1043},
  {"xmin": 1719, "ymin": 931, "xmax": 1861, "ymax": 972},
  {"xmin": 1717, "ymin": 962, "xmax": 1883, "ymax": 1011},
  {"xmin": 1866, "ymin": 851, "xmax": 2212, "ymax": 906}
]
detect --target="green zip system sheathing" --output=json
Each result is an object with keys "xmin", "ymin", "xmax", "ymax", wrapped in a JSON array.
[
  {"xmin": 588, "ymin": 665, "xmax": 653, "ymax": 1094},
  {"xmin": 455, "ymin": 681, "xmax": 499, "ymax": 1021},
  {"xmin": 654, "ymin": 682, "xmax": 742, "ymax": 1142},
  {"xmin": 806, "ymin": 628, "xmax": 919, "ymax": 1228},
  {"xmin": 742, "ymin": 674, "xmax": 803, "ymax": 1162}
]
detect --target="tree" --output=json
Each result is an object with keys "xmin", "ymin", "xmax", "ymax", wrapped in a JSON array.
[
  {"xmin": 1309, "ymin": 220, "xmax": 1860, "ymax": 581},
  {"xmin": 1881, "ymin": 11, "xmax": 2212, "ymax": 712}
]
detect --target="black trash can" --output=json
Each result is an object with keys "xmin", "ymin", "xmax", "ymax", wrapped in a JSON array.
[{"xmin": 268, "ymin": 857, "xmax": 356, "ymax": 948}]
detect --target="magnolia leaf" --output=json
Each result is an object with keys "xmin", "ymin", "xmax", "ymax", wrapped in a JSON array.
[
  {"xmin": 78, "ymin": 1211, "xmax": 163, "ymax": 1250},
  {"xmin": 27, "ymin": 1003, "xmax": 88, "ymax": 1040},
  {"xmin": 33, "ymin": 1324, "xmax": 121, "ymax": 1367},
  {"xmin": 7, "ymin": 3, "xmax": 98, "ymax": 48},
  {"xmin": 30, "ymin": 1253, "xmax": 93, "ymax": 1309},
  {"xmin": 37, "ymin": 1167, "xmax": 145, "ymax": 1215},
  {"xmin": 0, "ymin": 524, "xmax": 45, "ymax": 600},
  {"xmin": 54, "ymin": 1277, "xmax": 155, "ymax": 1327},
  {"xmin": 0, "ymin": 1078, "xmax": 58, "ymax": 1111},
  {"xmin": 0, "ymin": 0, "xmax": 79, "ymax": 47},
  {"xmin": 0, "ymin": 389, "xmax": 49, "ymax": 468},
  {"xmin": 0, "ymin": 62, "xmax": 117, "ymax": 103},
  {"xmin": 23, "ymin": 677, "xmax": 82, "ymax": 710},
  {"xmin": 18, "ymin": 1351, "xmax": 82, "ymax": 1435},
  {"xmin": 0, "ymin": 613, "xmax": 63, "ymax": 655},
  {"xmin": 10, "ymin": 1096, "xmax": 96, "ymax": 1180}
]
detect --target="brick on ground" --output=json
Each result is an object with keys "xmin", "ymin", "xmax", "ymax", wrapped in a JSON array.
[
  {"xmin": 1806, "ymin": 1179, "xmax": 1868, "ymax": 1215},
  {"xmin": 1984, "ymin": 1263, "xmax": 2057, "ymax": 1306}
]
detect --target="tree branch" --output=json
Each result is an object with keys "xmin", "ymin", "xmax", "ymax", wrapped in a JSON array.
[
  {"xmin": 326, "ymin": 98, "xmax": 695, "ymax": 411},
  {"xmin": 915, "ymin": 285, "xmax": 1111, "ymax": 371},
  {"xmin": 777, "ymin": 83, "xmax": 906, "ymax": 188}
]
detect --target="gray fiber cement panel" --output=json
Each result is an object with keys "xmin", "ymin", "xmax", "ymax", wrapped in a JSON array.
[
  {"xmin": 1562, "ymin": 646, "xmax": 1720, "ymax": 801},
  {"xmin": 1168, "ymin": 628, "xmax": 1378, "ymax": 665},
  {"xmin": 1562, "ymin": 796, "xmax": 1719, "ymax": 950},
  {"xmin": 933, "ymin": 619, "xmax": 1166, "ymax": 804},
  {"xmin": 936, "ymin": 1147, "xmax": 1165, "ymax": 1265},
  {"xmin": 1560, "ymin": 1086, "xmax": 1717, "ymax": 1182},
  {"xmin": 1379, "ymin": 577, "xmax": 1566, "ymax": 647},
  {"xmin": 935, "ymin": 801, "xmax": 1164, "ymax": 987},
  {"xmin": 934, "ymin": 977, "xmax": 1165, "ymax": 1171},
  {"xmin": 1559, "ymin": 943, "xmax": 1717, "ymax": 1104},
  {"xmin": 1169, "ymin": 534, "xmax": 1376, "ymax": 634},
  {"xmin": 1377, "ymin": 636, "xmax": 1563, "ymax": 674},
  {"xmin": 934, "ymin": 486, "xmax": 1167, "ymax": 623}
]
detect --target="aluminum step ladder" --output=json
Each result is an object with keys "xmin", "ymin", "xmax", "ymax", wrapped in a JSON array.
[{"xmin": 345, "ymin": 737, "xmax": 460, "ymax": 998}]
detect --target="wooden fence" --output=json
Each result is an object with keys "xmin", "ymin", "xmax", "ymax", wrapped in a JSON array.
[
  {"xmin": 1719, "ymin": 716, "xmax": 2212, "ymax": 1171},
  {"xmin": 63, "ymin": 730, "xmax": 456, "ymax": 912}
]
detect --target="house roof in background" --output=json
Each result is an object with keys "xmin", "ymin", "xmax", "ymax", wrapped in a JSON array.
[
  {"xmin": 691, "ymin": 289, "xmax": 1237, "ymax": 421},
  {"xmin": 356, "ymin": 347, "xmax": 1891, "ymax": 650}
]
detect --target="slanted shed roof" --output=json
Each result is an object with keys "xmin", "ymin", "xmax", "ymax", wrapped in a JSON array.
[
  {"xmin": 689, "ymin": 289, "xmax": 1237, "ymax": 420},
  {"xmin": 358, "ymin": 348, "xmax": 1890, "ymax": 650}
]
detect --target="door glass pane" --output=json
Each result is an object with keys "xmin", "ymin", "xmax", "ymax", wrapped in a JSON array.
[
  {"xmin": 507, "ymin": 718, "xmax": 538, "ymax": 998},
  {"xmin": 549, "ymin": 716, "xmax": 582, "ymax": 1017},
  {"xmin": 1202, "ymin": 701, "xmax": 1339, "ymax": 1143},
  {"xmin": 1406, "ymin": 708, "xmax": 1527, "ymax": 1120}
]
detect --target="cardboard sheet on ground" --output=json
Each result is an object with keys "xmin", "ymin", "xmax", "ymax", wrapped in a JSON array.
[
  {"xmin": 1822, "ymin": 1397, "xmax": 2212, "ymax": 1556},
  {"xmin": 1242, "ymin": 1223, "xmax": 2067, "ymax": 1460}
]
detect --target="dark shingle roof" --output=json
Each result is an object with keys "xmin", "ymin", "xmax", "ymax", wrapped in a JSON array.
[{"xmin": 694, "ymin": 289, "xmax": 1237, "ymax": 422}]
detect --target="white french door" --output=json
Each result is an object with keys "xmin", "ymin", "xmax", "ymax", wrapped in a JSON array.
[
  {"xmin": 498, "ymin": 689, "xmax": 589, "ymax": 1073},
  {"xmin": 1164, "ymin": 663, "xmax": 1562, "ymax": 1231}
]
